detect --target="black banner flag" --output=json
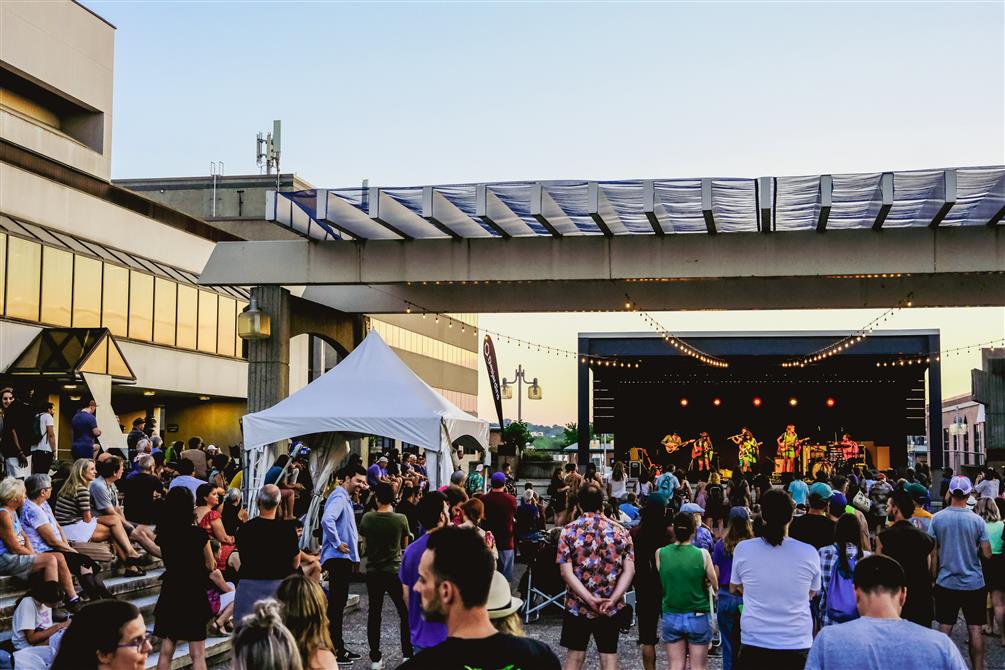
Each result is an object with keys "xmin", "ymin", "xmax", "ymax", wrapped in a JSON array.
[{"xmin": 483, "ymin": 335, "xmax": 505, "ymax": 430}]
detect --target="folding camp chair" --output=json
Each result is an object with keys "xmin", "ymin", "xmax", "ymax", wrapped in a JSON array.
[{"xmin": 519, "ymin": 538, "xmax": 567, "ymax": 624}]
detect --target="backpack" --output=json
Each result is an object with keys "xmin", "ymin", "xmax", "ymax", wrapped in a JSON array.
[
  {"xmin": 30, "ymin": 413, "xmax": 45, "ymax": 445},
  {"xmin": 708, "ymin": 484, "xmax": 724, "ymax": 507},
  {"xmin": 825, "ymin": 547, "xmax": 860, "ymax": 624}
]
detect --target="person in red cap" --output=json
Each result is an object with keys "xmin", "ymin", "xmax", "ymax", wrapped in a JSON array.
[{"xmin": 481, "ymin": 471, "xmax": 517, "ymax": 580}]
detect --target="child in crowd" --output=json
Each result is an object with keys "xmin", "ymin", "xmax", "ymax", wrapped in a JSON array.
[
  {"xmin": 206, "ymin": 539, "xmax": 236, "ymax": 636},
  {"xmin": 12, "ymin": 579, "xmax": 69, "ymax": 670}
]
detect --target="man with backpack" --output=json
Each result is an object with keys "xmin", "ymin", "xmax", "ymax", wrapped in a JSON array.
[
  {"xmin": 654, "ymin": 467, "xmax": 680, "ymax": 510},
  {"xmin": 806, "ymin": 555, "xmax": 968, "ymax": 670},
  {"xmin": 30, "ymin": 403, "xmax": 55, "ymax": 476}
]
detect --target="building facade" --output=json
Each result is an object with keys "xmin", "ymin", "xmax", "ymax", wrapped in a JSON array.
[
  {"xmin": 941, "ymin": 394, "xmax": 986, "ymax": 473},
  {"xmin": 1, "ymin": 1, "xmax": 477, "ymax": 461}
]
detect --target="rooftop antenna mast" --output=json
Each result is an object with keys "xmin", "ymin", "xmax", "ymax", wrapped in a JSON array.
[{"xmin": 256, "ymin": 120, "xmax": 282, "ymax": 187}]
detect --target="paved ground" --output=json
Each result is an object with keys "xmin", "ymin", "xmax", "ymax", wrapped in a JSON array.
[{"xmin": 340, "ymin": 559, "xmax": 1005, "ymax": 669}]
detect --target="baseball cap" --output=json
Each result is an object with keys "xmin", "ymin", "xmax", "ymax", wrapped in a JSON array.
[
  {"xmin": 681, "ymin": 502, "xmax": 704, "ymax": 514},
  {"xmin": 377, "ymin": 455, "xmax": 389, "ymax": 463},
  {"xmin": 829, "ymin": 491, "xmax": 848, "ymax": 516},
  {"xmin": 809, "ymin": 482, "xmax": 834, "ymax": 500},
  {"xmin": 475, "ymin": 464, "xmax": 484, "ymax": 472},
  {"xmin": 490, "ymin": 472, "xmax": 507, "ymax": 487},
  {"xmin": 904, "ymin": 482, "xmax": 928, "ymax": 499},
  {"xmin": 728, "ymin": 506, "xmax": 750, "ymax": 521},
  {"xmin": 948, "ymin": 476, "xmax": 972, "ymax": 496},
  {"xmin": 875, "ymin": 472, "xmax": 887, "ymax": 481}
]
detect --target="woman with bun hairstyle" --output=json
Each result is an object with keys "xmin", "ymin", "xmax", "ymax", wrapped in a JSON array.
[{"xmin": 232, "ymin": 599, "xmax": 303, "ymax": 670}]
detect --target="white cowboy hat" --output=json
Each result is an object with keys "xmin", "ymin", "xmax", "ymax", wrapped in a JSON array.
[{"xmin": 486, "ymin": 571, "xmax": 523, "ymax": 620}]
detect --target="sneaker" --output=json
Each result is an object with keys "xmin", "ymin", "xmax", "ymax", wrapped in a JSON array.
[
  {"xmin": 369, "ymin": 660, "xmax": 384, "ymax": 670},
  {"xmin": 336, "ymin": 649, "xmax": 361, "ymax": 665}
]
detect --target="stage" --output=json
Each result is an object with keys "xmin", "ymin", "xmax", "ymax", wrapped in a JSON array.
[{"xmin": 576, "ymin": 330, "xmax": 940, "ymax": 475}]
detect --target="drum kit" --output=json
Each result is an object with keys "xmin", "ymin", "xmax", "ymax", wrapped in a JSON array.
[{"xmin": 806, "ymin": 440, "xmax": 862, "ymax": 476}]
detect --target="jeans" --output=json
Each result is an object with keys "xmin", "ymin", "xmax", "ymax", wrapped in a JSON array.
[
  {"xmin": 325, "ymin": 558, "xmax": 354, "ymax": 652},
  {"xmin": 717, "ymin": 588, "xmax": 742, "ymax": 670},
  {"xmin": 660, "ymin": 611, "xmax": 712, "ymax": 645},
  {"xmin": 366, "ymin": 571, "xmax": 412, "ymax": 661},
  {"xmin": 498, "ymin": 549, "xmax": 515, "ymax": 581}
]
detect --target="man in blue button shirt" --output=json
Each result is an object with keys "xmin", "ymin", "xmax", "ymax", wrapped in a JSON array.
[{"xmin": 322, "ymin": 461, "xmax": 369, "ymax": 665}]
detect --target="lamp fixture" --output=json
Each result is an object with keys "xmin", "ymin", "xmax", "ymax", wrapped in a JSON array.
[
  {"xmin": 143, "ymin": 390, "xmax": 156, "ymax": 396},
  {"xmin": 237, "ymin": 296, "xmax": 271, "ymax": 340}
]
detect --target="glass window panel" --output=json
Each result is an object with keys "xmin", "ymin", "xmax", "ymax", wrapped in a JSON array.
[
  {"xmin": 40, "ymin": 246, "xmax": 72, "ymax": 326},
  {"xmin": 197, "ymin": 291, "xmax": 218, "ymax": 353},
  {"xmin": 128, "ymin": 271, "xmax": 153, "ymax": 341},
  {"xmin": 236, "ymin": 301, "xmax": 247, "ymax": 359},
  {"xmin": 153, "ymin": 278, "xmax": 176, "ymax": 346},
  {"xmin": 72, "ymin": 256, "xmax": 102, "ymax": 327},
  {"xmin": 0, "ymin": 232, "xmax": 6, "ymax": 314},
  {"xmin": 6, "ymin": 236, "xmax": 41, "ymax": 321},
  {"xmin": 217, "ymin": 296, "xmax": 236, "ymax": 357},
  {"xmin": 177, "ymin": 285, "xmax": 198, "ymax": 349},
  {"xmin": 101, "ymin": 263, "xmax": 128, "ymax": 336}
]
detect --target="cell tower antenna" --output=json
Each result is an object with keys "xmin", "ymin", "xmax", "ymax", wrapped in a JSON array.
[{"xmin": 256, "ymin": 120, "xmax": 282, "ymax": 182}]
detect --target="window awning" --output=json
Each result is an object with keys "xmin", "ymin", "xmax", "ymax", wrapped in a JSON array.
[{"xmin": 6, "ymin": 328, "xmax": 136, "ymax": 383}]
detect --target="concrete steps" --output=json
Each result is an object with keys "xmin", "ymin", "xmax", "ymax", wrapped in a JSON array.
[{"xmin": 1, "ymin": 558, "xmax": 360, "ymax": 670}]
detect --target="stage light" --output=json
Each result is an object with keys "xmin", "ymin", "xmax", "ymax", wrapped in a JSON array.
[
  {"xmin": 680, "ymin": 398, "xmax": 689, "ymax": 407},
  {"xmin": 826, "ymin": 397, "xmax": 836, "ymax": 407},
  {"xmin": 752, "ymin": 397, "xmax": 762, "ymax": 407},
  {"xmin": 789, "ymin": 397, "xmax": 798, "ymax": 407},
  {"xmin": 712, "ymin": 398, "xmax": 721, "ymax": 407}
]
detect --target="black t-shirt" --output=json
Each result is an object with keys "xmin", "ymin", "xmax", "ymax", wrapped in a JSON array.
[
  {"xmin": 235, "ymin": 517, "xmax": 299, "ymax": 580},
  {"xmin": 398, "ymin": 633, "xmax": 560, "ymax": 670},
  {"xmin": 879, "ymin": 520, "xmax": 936, "ymax": 600},
  {"xmin": 788, "ymin": 513, "xmax": 837, "ymax": 550},
  {"xmin": 396, "ymin": 499, "xmax": 419, "ymax": 537},
  {"xmin": 122, "ymin": 472, "xmax": 164, "ymax": 525}
]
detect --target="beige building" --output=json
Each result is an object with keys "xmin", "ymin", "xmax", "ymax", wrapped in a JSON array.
[
  {"xmin": 941, "ymin": 393, "xmax": 986, "ymax": 473},
  {"xmin": 1, "ymin": 1, "xmax": 477, "ymax": 460}
]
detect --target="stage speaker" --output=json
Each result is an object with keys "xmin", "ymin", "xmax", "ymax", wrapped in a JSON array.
[{"xmin": 629, "ymin": 460, "xmax": 641, "ymax": 479}]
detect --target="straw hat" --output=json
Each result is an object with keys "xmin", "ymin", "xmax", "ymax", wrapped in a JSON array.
[{"xmin": 486, "ymin": 571, "xmax": 523, "ymax": 620}]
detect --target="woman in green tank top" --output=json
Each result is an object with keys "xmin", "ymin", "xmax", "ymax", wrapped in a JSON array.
[{"xmin": 655, "ymin": 512, "xmax": 718, "ymax": 670}]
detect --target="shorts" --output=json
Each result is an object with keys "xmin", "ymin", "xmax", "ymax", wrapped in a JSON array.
[
  {"xmin": 560, "ymin": 611, "xmax": 620, "ymax": 654},
  {"xmin": 934, "ymin": 584, "xmax": 986, "ymax": 626},
  {"xmin": 0, "ymin": 551, "xmax": 35, "ymax": 579},
  {"xmin": 661, "ymin": 611, "xmax": 713, "ymax": 645}
]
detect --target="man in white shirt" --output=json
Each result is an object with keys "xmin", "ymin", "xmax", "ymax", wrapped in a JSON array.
[
  {"xmin": 30, "ymin": 403, "xmax": 55, "ymax": 476},
  {"xmin": 730, "ymin": 489, "xmax": 821, "ymax": 670},
  {"xmin": 806, "ymin": 555, "xmax": 967, "ymax": 670}
]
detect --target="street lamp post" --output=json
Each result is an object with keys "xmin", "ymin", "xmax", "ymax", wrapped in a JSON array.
[{"xmin": 501, "ymin": 364, "xmax": 542, "ymax": 423}]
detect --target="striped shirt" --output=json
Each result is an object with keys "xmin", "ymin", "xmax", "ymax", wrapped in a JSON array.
[{"xmin": 54, "ymin": 486, "xmax": 91, "ymax": 526}]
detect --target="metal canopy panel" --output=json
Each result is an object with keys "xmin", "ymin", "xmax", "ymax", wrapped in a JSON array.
[
  {"xmin": 266, "ymin": 166, "xmax": 1005, "ymax": 240},
  {"xmin": 6, "ymin": 328, "xmax": 137, "ymax": 382}
]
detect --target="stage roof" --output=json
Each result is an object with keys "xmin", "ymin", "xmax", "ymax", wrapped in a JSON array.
[{"xmin": 267, "ymin": 167, "xmax": 1004, "ymax": 241}]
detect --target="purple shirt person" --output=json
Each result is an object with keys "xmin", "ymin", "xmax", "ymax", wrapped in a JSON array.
[
  {"xmin": 368, "ymin": 456, "xmax": 389, "ymax": 490},
  {"xmin": 398, "ymin": 491, "xmax": 450, "ymax": 652}
]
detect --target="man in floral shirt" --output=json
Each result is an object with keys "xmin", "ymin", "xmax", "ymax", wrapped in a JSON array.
[{"xmin": 557, "ymin": 484, "xmax": 635, "ymax": 670}]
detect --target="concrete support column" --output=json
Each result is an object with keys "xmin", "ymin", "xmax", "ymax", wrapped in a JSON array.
[
  {"xmin": 247, "ymin": 285, "xmax": 291, "ymax": 414},
  {"xmin": 577, "ymin": 337, "xmax": 591, "ymax": 468}
]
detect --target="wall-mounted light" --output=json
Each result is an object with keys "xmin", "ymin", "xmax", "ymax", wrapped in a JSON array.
[
  {"xmin": 199, "ymin": 396, "xmax": 211, "ymax": 401},
  {"xmin": 238, "ymin": 296, "xmax": 271, "ymax": 340},
  {"xmin": 143, "ymin": 390, "xmax": 156, "ymax": 396},
  {"xmin": 62, "ymin": 384, "xmax": 77, "ymax": 390}
]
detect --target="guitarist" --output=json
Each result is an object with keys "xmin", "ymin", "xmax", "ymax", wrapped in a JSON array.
[
  {"xmin": 731, "ymin": 428, "xmax": 760, "ymax": 474},
  {"xmin": 776, "ymin": 424, "xmax": 803, "ymax": 474}
]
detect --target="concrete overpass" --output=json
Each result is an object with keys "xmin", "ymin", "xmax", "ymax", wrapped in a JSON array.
[{"xmin": 199, "ymin": 167, "xmax": 1005, "ymax": 313}]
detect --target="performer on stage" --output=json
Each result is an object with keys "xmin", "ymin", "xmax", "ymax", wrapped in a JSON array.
[
  {"xmin": 661, "ymin": 432, "xmax": 684, "ymax": 456},
  {"xmin": 691, "ymin": 432, "xmax": 713, "ymax": 473},
  {"xmin": 776, "ymin": 424, "xmax": 801, "ymax": 474},
  {"xmin": 731, "ymin": 428, "xmax": 760, "ymax": 473},
  {"xmin": 840, "ymin": 433, "xmax": 860, "ymax": 464}
]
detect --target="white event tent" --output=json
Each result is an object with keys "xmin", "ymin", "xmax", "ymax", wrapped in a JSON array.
[{"xmin": 241, "ymin": 329, "xmax": 489, "ymax": 535}]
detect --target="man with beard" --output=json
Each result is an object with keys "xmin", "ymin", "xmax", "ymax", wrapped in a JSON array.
[
  {"xmin": 399, "ymin": 525, "xmax": 559, "ymax": 669},
  {"xmin": 876, "ymin": 489, "xmax": 936, "ymax": 626}
]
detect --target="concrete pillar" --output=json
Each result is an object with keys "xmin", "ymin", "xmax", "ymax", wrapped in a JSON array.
[
  {"xmin": 577, "ymin": 336, "xmax": 591, "ymax": 468},
  {"xmin": 246, "ymin": 285, "xmax": 291, "ymax": 414}
]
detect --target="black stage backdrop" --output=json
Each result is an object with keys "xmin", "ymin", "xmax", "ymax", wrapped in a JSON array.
[{"xmin": 596, "ymin": 365, "xmax": 921, "ymax": 472}]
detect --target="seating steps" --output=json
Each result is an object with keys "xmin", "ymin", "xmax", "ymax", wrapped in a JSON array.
[{"xmin": 0, "ymin": 565, "xmax": 360, "ymax": 670}]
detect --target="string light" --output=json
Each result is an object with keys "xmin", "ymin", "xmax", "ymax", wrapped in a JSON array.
[
  {"xmin": 880, "ymin": 337, "xmax": 1005, "ymax": 367},
  {"xmin": 624, "ymin": 293, "xmax": 729, "ymax": 368},
  {"xmin": 781, "ymin": 292, "xmax": 913, "ymax": 368}
]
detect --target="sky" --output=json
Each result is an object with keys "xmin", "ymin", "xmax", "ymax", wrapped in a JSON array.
[{"xmin": 86, "ymin": 1, "xmax": 1005, "ymax": 425}]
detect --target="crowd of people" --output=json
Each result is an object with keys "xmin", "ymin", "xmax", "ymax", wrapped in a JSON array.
[{"xmin": 1, "ymin": 394, "xmax": 1003, "ymax": 670}]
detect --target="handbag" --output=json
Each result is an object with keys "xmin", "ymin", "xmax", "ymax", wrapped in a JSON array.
[
  {"xmin": 707, "ymin": 584, "xmax": 719, "ymax": 635},
  {"xmin": 852, "ymin": 490, "xmax": 871, "ymax": 513}
]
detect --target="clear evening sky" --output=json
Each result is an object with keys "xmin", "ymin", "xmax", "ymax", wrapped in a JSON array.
[{"xmin": 87, "ymin": 1, "xmax": 1004, "ymax": 426}]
